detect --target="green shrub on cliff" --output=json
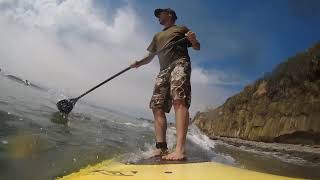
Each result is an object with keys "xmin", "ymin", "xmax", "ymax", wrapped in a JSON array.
[{"xmin": 254, "ymin": 42, "xmax": 320, "ymax": 99}]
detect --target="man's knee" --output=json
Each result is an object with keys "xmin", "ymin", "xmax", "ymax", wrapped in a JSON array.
[
  {"xmin": 152, "ymin": 108, "xmax": 167, "ymax": 124},
  {"xmin": 152, "ymin": 108, "xmax": 165, "ymax": 117},
  {"xmin": 172, "ymin": 99, "xmax": 186, "ymax": 109}
]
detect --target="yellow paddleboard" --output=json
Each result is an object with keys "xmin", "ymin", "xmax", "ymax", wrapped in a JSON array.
[{"xmin": 57, "ymin": 159, "xmax": 303, "ymax": 180}]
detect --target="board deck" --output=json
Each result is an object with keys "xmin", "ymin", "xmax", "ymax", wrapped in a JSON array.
[{"xmin": 57, "ymin": 158, "xmax": 303, "ymax": 180}]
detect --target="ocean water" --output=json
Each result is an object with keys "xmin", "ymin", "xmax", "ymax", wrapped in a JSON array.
[{"xmin": 0, "ymin": 74, "xmax": 319, "ymax": 180}]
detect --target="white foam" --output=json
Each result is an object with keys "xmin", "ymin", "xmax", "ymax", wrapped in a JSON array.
[
  {"xmin": 236, "ymin": 144, "xmax": 316, "ymax": 166},
  {"xmin": 124, "ymin": 142, "xmax": 155, "ymax": 162},
  {"xmin": 124, "ymin": 122, "xmax": 134, "ymax": 126},
  {"xmin": 141, "ymin": 122, "xmax": 151, "ymax": 128},
  {"xmin": 187, "ymin": 125, "xmax": 215, "ymax": 150},
  {"xmin": 1, "ymin": 140, "xmax": 9, "ymax": 145},
  {"xmin": 210, "ymin": 154, "xmax": 236, "ymax": 165}
]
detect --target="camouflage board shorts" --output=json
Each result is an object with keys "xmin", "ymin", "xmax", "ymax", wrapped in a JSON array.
[{"xmin": 149, "ymin": 58, "xmax": 191, "ymax": 113}]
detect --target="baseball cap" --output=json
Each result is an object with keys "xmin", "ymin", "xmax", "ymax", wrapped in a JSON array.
[{"xmin": 154, "ymin": 8, "xmax": 178, "ymax": 21}]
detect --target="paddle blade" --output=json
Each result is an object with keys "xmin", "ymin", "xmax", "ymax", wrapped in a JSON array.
[{"xmin": 56, "ymin": 98, "xmax": 76, "ymax": 114}]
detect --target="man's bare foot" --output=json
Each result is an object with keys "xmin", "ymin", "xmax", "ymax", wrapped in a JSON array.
[
  {"xmin": 152, "ymin": 149, "xmax": 162, "ymax": 157},
  {"xmin": 147, "ymin": 149, "xmax": 168, "ymax": 158},
  {"xmin": 161, "ymin": 150, "xmax": 186, "ymax": 161}
]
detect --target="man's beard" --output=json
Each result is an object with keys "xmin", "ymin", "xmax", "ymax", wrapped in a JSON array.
[{"xmin": 159, "ymin": 18, "xmax": 165, "ymax": 25}]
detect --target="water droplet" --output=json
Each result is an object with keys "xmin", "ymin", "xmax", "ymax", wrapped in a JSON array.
[
  {"xmin": 7, "ymin": 112, "xmax": 11, "ymax": 115},
  {"xmin": 73, "ymin": 158, "xmax": 77, "ymax": 162},
  {"xmin": 96, "ymin": 155, "xmax": 99, "ymax": 159},
  {"xmin": 19, "ymin": 118, "xmax": 23, "ymax": 121},
  {"xmin": 1, "ymin": 140, "xmax": 8, "ymax": 144}
]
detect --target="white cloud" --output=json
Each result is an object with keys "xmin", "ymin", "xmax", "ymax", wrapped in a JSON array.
[
  {"xmin": 192, "ymin": 67, "xmax": 250, "ymax": 86},
  {"xmin": 0, "ymin": 0, "xmax": 236, "ymax": 120}
]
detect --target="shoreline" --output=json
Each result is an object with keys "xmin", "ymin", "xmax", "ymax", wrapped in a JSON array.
[{"xmin": 209, "ymin": 135, "xmax": 320, "ymax": 164}]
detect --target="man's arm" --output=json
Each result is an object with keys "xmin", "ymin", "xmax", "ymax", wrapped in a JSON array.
[
  {"xmin": 186, "ymin": 31, "xmax": 200, "ymax": 50},
  {"xmin": 130, "ymin": 52, "xmax": 155, "ymax": 68}
]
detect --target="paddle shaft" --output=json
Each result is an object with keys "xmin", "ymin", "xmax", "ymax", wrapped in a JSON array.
[
  {"xmin": 75, "ymin": 36, "xmax": 188, "ymax": 100},
  {"xmin": 76, "ymin": 66, "xmax": 131, "ymax": 100}
]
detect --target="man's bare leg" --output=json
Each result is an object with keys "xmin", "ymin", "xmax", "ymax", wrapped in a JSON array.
[
  {"xmin": 162, "ymin": 100, "xmax": 189, "ymax": 160},
  {"xmin": 151, "ymin": 108, "xmax": 167, "ymax": 156}
]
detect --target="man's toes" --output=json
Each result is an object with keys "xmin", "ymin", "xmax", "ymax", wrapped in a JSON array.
[
  {"xmin": 162, "ymin": 154, "xmax": 185, "ymax": 161},
  {"xmin": 162, "ymin": 153, "xmax": 184, "ymax": 160},
  {"xmin": 162, "ymin": 154, "xmax": 172, "ymax": 160}
]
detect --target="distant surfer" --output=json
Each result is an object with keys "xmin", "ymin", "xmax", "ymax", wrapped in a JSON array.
[
  {"xmin": 25, "ymin": 80, "xmax": 31, "ymax": 86},
  {"xmin": 130, "ymin": 8, "xmax": 200, "ymax": 160}
]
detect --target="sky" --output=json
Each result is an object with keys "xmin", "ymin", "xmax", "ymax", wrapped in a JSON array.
[{"xmin": 0, "ymin": 0, "xmax": 319, "ymax": 121}]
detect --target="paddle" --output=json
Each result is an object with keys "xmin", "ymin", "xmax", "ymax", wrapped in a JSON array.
[{"xmin": 56, "ymin": 36, "xmax": 189, "ymax": 114}]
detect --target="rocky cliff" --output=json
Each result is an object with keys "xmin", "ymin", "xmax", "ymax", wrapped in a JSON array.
[{"xmin": 193, "ymin": 43, "xmax": 320, "ymax": 145}]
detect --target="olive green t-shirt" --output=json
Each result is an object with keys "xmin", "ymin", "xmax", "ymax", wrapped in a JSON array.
[{"xmin": 147, "ymin": 25, "xmax": 192, "ymax": 70}]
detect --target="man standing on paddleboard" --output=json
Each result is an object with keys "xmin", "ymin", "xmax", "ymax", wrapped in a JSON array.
[{"xmin": 130, "ymin": 8, "xmax": 200, "ymax": 160}]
